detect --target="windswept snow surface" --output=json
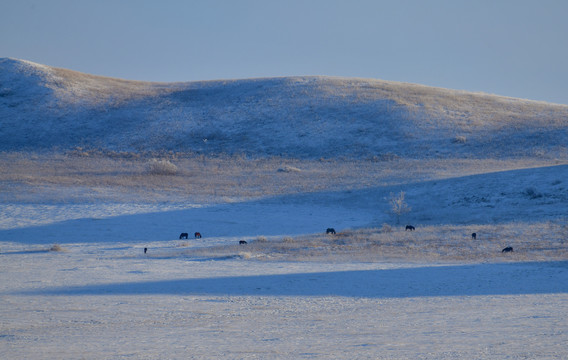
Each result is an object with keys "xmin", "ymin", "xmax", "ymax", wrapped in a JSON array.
[
  {"xmin": 1, "ymin": 200, "xmax": 567, "ymax": 359},
  {"xmin": 1, "ymin": 243, "xmax": 567, "ymax": 359}
]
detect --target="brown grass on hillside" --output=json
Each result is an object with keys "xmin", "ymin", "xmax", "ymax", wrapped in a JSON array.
[{"xmin": 0, "ymin": 152, "xmax": 563, "ymax": 203}]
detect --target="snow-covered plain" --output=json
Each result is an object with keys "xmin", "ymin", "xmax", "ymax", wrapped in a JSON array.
[
  {"xmin": 1, "ymin": 242, "xmax": 567, "ymax": 359},
  {"xmin": 1, "ymin": 59, "xmax": 568, "ymax": 359},
  {"xmin": 1, "ymin": 214, "xmax": 567, "ymax": 359}
]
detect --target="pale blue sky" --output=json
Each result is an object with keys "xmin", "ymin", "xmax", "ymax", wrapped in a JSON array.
[{"xmin": 1, "ymin": 0, "xmax": 568, "ymax": 104}]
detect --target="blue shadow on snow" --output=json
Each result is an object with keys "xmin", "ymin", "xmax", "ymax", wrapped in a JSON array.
[{"xmin": 14, "ymin": 261, "xmax": 568, "ymax": 299}]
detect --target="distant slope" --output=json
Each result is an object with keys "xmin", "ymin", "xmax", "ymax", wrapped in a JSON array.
[{"xmin": 1, "ymin": 58, "xmax": 567, "ymax": 159}]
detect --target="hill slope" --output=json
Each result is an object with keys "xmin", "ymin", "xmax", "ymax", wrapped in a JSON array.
[{"xmin": 1, "ymin": 58, "xmax": 567, "ymax": 159}]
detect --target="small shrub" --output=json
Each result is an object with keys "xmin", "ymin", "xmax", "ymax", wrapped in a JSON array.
[
  {"xmin": 524, "ymin": 187, "xmax": 542, "ymax": 199},
  {"xmin": 387, "ymin": 191, "xmax": 411, "ymax": 224},
  {"xmin": 255, "ymin": 236, "xmax": 267, "ymax": 243},
  {"xmin": 452, "ymin": 135, "xmax": 467, "ymax": 144},
  {"xmin": 239, "ymin": 252, "xmax": 252, "ymax": 259},
  {"xmin": 50, "ymin": 244, "xmax": 63, "ymax": 252},
  {"xmin": 282, "ymin": 236, "xmax": 294, "ymax": 243},
  {"xmin": 277, "ymin": 165, "xmax": 301, "ymax": 173},
  {"xmin": 380, "ymin": 223, "xmax": 393, "ymax": 233},
  {"xmin": 147, "ymin": 159, "xmax": 178, "ymax": 175}
]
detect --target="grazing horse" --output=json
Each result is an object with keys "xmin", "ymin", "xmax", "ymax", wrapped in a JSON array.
[
  {"xmin": 194, "ymin": 232, "xmax": 202, "ymax": 239},
  {"xmin": 405, "ymin": 225, "xmax": 415, "ymax": 231},
  {"xmin": 239, "ymin": 240, "xmax": 247, "ymax": 245},
  {"xmin": 326, "ymin": 228, "xmax": 336, "ymax": 234},
  {"xmin": 179, "ymin": 233, "xmax": 189, "ymax": 240},
  {"xmin": 472, "ymin": 233, "xmax": 477, "ymax": 239},
  {"xmin": 502, "ymin": 246, "xmax": 513, "ymax": 253}
]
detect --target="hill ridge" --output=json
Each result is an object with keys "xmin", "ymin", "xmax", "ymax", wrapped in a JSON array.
[{"xmin": 1, "ymin": 58, "xmax": 567, "ymax": 159}]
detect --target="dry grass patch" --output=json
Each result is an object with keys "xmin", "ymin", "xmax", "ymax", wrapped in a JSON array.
[
  {"xmin": 179, "ymin": 221, "xmax": 567, "ymax": 263},
  {"xmin": 254, "ymin": 236, "xmax": 268, "ymax": 243},
  {"xmin": 2, "ymin": 151, "xmax": 564, "ymax": 204},
  {"xmin": 146, "ymin": 159, "xmax": 178, "ymax": 175},
  {"xmin": 49, "ymin": 244, "xmax": 64, "ymax": 252},
  {"xmin": 277, "ymin": 165, "xmax": 302, "ymax": 173}
]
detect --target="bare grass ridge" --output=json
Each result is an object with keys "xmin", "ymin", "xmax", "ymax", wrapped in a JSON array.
[{"xmin": 1, "ymin": 57, "xmax": 567, "ymax": 159}]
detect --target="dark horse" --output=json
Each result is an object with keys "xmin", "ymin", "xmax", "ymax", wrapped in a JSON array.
[
  {"xmin": 239, "ymin": 240, "xmax": 247, "ymax": 245},
  {"xmin": 472, "ymin": 233, "xmax": 477, "ymax": 239},
  {"xmin": 179, "ymin": 233, "xmax": 189, "ymax": 240},
  {"xmin": 326, "ymin": 228, "xmax": 336, "ymax": 234},
  {"xmin": 194, "ymin": 232, "xmax": 202, "ymax": 239},
  {"xmin": 502, "ymin": 246, "xmax": 514, "ymax": 253},
  {"xmin": 405, "ymin": 225, "xmax": 415, "ymax": 231}
]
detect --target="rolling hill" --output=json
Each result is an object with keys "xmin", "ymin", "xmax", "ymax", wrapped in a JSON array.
[
  {"xmin": 1, "ymin": 57, "xmax": 567, "ymax": 159},
  {"xmin": 1, "ymin": 58, "xmax": 567, "ymax": 227}
]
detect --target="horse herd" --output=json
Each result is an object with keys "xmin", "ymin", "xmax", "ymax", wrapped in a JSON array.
[
  {"xmin": 179, "ymin": 232, "xmax": 201, "ymax": 239},
  {"xmin": 177, "ymin": 231, "xmax": 245, "ymax": 244},
  {"xmin": 404, "ymin": 224, "xmax": 513, "ymax": 253},
  {"xmin": 145, "ymin": 226, "xmax": 514, "ymax": 254}
]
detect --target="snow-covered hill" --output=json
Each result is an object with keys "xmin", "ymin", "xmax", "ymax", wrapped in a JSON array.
[{"xmin": 2, "ymin": 58, "xmax": 567, "ymax": 159}]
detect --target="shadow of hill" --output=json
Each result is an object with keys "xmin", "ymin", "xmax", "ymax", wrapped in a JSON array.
[
  {"xmin": 348, "ymin": 163, "xmax": 568, "ymax": 225},
  {"xmin": 0, "ymin": 199, "xmax": 375, "ymax": 244},
  {"xmin": 15, "ymin": 261, "xmax": 568, "ymax": 298}
]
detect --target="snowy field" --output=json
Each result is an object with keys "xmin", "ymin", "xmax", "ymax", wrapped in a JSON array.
[
  {"xmin": 1, "ymin": 181, "xmax": 567, "ymax": 359},
  {"xmin": 1, "ymin": 239, "xmax": 567, "ymax": 359},
  {"xmin": 1, "ymin": 156, "xmax": 567, "ymax": 359}
]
